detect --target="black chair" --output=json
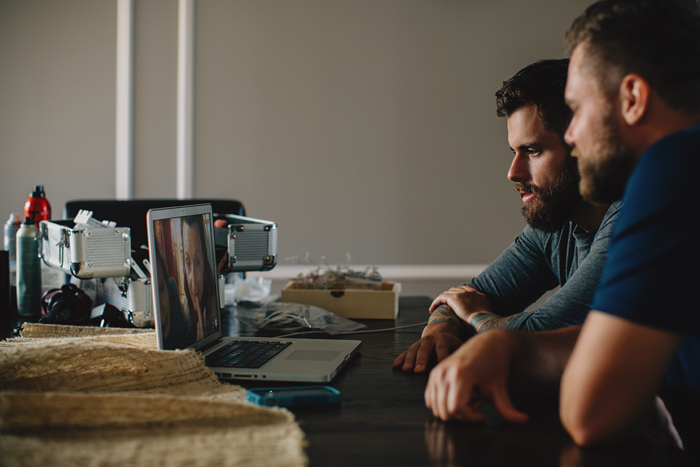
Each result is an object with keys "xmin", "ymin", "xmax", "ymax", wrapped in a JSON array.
[{"xmin": 64, "ymin": 199, "xmax": 245, "ymax": 250}]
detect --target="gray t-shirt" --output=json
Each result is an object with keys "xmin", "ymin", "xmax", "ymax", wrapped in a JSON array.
[{"xmin": 467, "ymin": 201, "xmax": 622, "ymax": 332}]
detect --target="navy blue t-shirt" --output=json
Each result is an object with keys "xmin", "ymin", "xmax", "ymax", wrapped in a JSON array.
[{"xmin": 592, "ymin": 123, "xmax": 700, "ymax": 394}]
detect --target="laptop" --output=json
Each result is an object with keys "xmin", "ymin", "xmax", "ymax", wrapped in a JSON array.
[{"xmin": 147, "ymin": 203, "xmax": 361, "ymax": 382}]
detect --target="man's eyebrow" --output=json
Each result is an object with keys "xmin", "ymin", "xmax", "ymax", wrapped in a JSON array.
[{"xmin": 515, "ymin": 142, "xmax": 542, "ymax": 150}]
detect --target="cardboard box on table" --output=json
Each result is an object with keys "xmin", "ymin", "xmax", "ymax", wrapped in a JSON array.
[{"xmin": 281, "ymin": 281, "xmax": 401, "ymax": 319}]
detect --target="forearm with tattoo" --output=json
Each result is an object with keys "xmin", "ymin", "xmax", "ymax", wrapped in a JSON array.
[
  {"xmin": 429, "ymin": 303, "xmax": 520, "ymax": 334},
  {"xmin": 428, "ymin": 305, "xmax": 469, "ymax": 337},
  {"xmin": 467, "ymin": 312, "xmax": 520, "ymax": 332}
]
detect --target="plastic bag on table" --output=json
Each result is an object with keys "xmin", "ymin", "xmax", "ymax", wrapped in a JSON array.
[
  {"xmin": 222, "ymin": 275, "xmax": 276, "ymax": 306},
  {"xmin": 234, "ymin": 302, "xmax": 366, "ymax": 335}
]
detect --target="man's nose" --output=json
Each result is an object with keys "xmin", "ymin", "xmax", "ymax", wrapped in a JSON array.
[
  {"xmin": 564, "ymin": 122, "xmax": 575, "ymax": 148},
  {"xmin": 507, "ymin": 153, "xmax": 530, "ymax": 183}
]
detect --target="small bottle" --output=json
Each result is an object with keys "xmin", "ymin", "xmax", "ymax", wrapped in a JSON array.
[
  {"xmin": 24, "ymin": 185, "xmax": 51, "ymax": 226},
  {"xmin": 16, "ymin": 215, "xmax": 42, "ymax": 319},
  {"xmin": 4, "ymin": 213, "xmax": 21, "ymax": 264}
]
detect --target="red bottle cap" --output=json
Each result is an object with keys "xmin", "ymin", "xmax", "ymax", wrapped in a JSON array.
[{"xmin": 24, "ymin": 185, "xmax": 51, "ymax": 225}]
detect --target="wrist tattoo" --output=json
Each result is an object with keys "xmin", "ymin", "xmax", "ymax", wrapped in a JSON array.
[
  {"xmin": 468, "ymin": 312, "xmax": 518, "ymax": 332},
  {"xmin": 429, "ymin": 304, "xmax": 468, "ymax": 335},
  {"xmin": 429, "ymin": 317, "xmax": 455, "ymax": 325}
]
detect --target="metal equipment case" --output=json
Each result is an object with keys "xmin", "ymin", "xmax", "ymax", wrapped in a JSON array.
[
  {"xmin": 40, "ymin": 219, "xmax": 132, "ymax": 279},
  {"xmin": 93, "ymin": 274, "xmax": 153, "ymax": 328},
  {"xmin": 215, "ymin": 214, "xmax": 278, "ymax": 272}
]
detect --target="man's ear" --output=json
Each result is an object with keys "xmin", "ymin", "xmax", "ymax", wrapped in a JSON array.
[{"xmin": 619, "ymin": 74, "xmax": 649, "ymax": 126}]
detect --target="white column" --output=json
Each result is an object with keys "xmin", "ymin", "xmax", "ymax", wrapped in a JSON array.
[
  {"xmin": 177, "ymin": 0, "xmax": 195, "ymax": 199},
  {"xmin": 115, "ymin": 0, "xmax": 134, "ymax": 199}
]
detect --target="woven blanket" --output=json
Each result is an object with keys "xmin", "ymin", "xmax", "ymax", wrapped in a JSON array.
[{"xmin": 0, "ymin": 324, "xmax": 308, "ymax": 467}]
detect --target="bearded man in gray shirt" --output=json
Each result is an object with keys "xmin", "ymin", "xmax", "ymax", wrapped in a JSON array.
[{"xmin": 395, "ymin": 59, "xmax": 621, "ymax": 373}]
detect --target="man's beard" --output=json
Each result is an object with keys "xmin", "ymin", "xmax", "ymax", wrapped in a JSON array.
[
  {"xmin": 577, "ymin": 109, "xmax": 638, "ymax": 204},
  {"xmin": 516, "ymin": 156, "xmax": 582, "ymax": 232}
]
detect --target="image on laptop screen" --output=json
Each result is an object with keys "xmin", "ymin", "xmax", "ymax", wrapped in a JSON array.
[{"xmin": 151, "ymin": 211, "xmax": 220, "ymax": 350}]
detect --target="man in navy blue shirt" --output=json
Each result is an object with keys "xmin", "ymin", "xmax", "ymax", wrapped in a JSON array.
[{"xmin": 424, "ymin": 0, "xmax": 700, "ymax": 450}]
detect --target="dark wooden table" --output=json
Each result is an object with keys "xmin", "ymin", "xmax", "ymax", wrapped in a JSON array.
[{"xmin": 225, "ymin": 296, "xmax": 694, "ymax": 467}]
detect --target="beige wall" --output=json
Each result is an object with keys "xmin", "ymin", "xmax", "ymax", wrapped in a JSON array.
[{"xmin": 0, "ymin": 0, "xmax": 595, "ymax": 270}]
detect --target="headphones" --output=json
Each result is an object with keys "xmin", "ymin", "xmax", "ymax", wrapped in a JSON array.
[{"xmin": 40, "ymin": 283, "xmax": 93, "ymax": 325}]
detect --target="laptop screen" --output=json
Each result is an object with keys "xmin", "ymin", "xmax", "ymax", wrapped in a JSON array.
[{"xmin": 149, "ymin": 206, "xmax": 220, "ymax": 350}]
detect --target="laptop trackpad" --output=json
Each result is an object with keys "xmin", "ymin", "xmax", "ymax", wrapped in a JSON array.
[{"xmin": 285, "ymin": 350, "xmax": 341, "ymax": 361}]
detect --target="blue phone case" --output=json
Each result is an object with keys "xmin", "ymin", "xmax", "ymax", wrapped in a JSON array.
[{"xmin": 247, "ymin": 386, "xmax": 341, "ymax": 407}]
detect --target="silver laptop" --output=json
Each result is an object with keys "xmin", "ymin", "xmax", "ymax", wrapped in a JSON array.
[{"xmin": 147, "ymin": 204, "xmax": 361, "ymax": 382}]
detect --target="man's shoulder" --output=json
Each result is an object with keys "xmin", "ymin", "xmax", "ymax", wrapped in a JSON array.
[
  {"xmin": 654, "ymin": 122, "xmax": 700, "ymax": 150},
  {"xmin": 597, "ymin": 200, "xmax": 623, "ymax": 234},
  {"xmin": 606, "ymin": 200, "xmax": 623, "ymax": 217},
  {"xmin": 623, "ymin": 125, "xmax": 699, "ymax": 210},
  {"xmin": 520, "ymin": 222, "xmax": 565, "ymax": 241},
  {"xmin": 519, "ymin": 201, "xmax": 622, "ymax": 253},
  {"xmin": 639, "ymin": 123, "xmax": 700, "ymax": 176},
  {"xmin": 524, "ymin": 201, "xmax": 622, "ymax": 241},
  {"xmin": 518, "ymin": 221, "xmax": 572, "ymax": 255}
]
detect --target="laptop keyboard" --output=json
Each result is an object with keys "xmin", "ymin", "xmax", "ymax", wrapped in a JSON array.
[{"xmin": 205, "ymin": 340, "xmax": 292, "ymax": 369}]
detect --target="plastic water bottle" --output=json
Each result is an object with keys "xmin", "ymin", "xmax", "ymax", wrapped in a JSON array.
[
  {"xmin": 24, "ymin": 185, "xmax": 51, "ymax": 226},
  {"xmin": 16, "ymin": 215, "xmax": 42, "ymax": 319},
  {"xmin": 4, "ymin": 212, "xmax": 21, "ymax": 270}
]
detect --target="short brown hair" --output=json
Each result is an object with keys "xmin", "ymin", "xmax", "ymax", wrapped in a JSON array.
[
  {"xmin": 496, "ymin": 59, "xmax": 572, "ymax": 138},
  {"xmin": 565, "ymin": 0, "xmax": 700, "ymax": 113}
]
